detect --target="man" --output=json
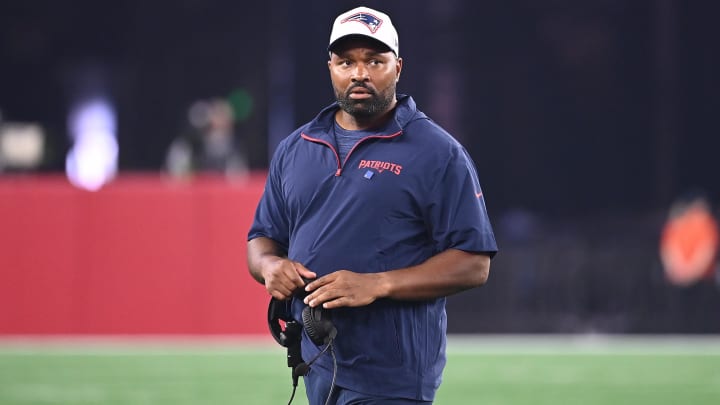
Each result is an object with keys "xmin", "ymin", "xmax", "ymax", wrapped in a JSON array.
[{"xmin": 248, "ymin": 6, "xmax": 497, "ymax": 404}]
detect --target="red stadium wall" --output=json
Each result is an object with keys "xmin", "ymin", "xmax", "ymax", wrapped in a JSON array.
[{"xmin": 0, "ymin": 174, "xmax": 271, "ymax": 335}]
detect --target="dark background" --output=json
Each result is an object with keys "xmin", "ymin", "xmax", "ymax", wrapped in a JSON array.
[{"xmin": 1, "ymin": 0, "xmax": 718, "ymax": 333}]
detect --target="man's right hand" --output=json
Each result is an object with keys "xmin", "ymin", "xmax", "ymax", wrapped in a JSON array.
[
  {"xmin": 247, "ymin": 237, "xmax": 317, "ymax": 300},
  {"xmin": 261, "ymin": 257, "xmax": 317, "ymax": 300}
]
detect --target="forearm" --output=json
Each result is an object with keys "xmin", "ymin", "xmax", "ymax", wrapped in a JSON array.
[
  {"xmin": 304, "ymin": 248, "xmax": 491, "ymax": 309},
  {"xmin": 247, "ymin": 237, "xmax": 286, "ymax": 284},
  {"xmin": 378, "ymin": 248, "xmax": 490, "ymax": 300}
]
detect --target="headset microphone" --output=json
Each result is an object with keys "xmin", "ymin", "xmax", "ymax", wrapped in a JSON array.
[{"xmin": 292, "ymin": 363, "xmax": 310, "ymax": 382}]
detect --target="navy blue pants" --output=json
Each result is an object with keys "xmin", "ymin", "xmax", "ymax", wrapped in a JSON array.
[{"xmin": 304, "ymin": 369, "xmax": 433, "ymax": 405}]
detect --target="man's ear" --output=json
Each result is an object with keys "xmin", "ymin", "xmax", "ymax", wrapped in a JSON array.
[{"xmin": 396, "ymin": 57, "xmax": 403, "ymax": 82}]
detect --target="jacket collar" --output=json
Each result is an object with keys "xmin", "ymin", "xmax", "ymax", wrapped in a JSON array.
[{"xmin": 303, "ymin": 94, "xmax": 422, "ymax": 143}]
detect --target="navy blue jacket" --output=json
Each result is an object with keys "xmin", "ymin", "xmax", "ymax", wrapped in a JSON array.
[{"xmin": 249, "ymin": 95, "xmax": 497, "ymax": 400}]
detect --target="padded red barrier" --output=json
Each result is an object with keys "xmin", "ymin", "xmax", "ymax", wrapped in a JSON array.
[{"xmin": 0, "ymin": 173, "xmax": 271, "ymax": 335}]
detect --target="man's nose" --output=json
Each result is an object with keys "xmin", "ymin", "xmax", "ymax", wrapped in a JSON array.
[{"xmin": 351, "ymin": 64, "xmax": 369, "ymax": 82}]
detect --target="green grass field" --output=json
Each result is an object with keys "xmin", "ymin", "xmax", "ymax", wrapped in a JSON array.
[{"xmin": 1, "ymin": 336, "xmax": 719, "ymax": 404}]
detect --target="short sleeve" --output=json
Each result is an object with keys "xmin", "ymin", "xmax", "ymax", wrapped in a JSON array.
[
  {"xmin": 248, "ymin": 143, "xmax": 291, "ymax": 252},
  {"xmin": 425, "ymin": 147, "xmax": 497, "ymax": 257}
]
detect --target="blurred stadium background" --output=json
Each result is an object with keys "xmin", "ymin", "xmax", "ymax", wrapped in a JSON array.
[{"xmin": 1, "ymin": 0, "xmax": 719, "ymax": 404}]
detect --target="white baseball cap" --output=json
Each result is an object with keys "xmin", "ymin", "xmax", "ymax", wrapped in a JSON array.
[{"xmin": 328, "ymin": 6, "xmax": 399, "ymax": 56}]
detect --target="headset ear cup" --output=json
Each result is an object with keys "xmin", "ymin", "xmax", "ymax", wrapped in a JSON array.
[
  {"xmin": 301, "ymin": 306, "xmax": 317, "ymax": 343},
  {"xmin": 302, "ymin": 305, "xmax": 337, "ymax": 345},
  {"xmin": 268, "ymin": 298, "xmax": 286, "ymax": 346},
  {"xmin": 268, "ymin": 298, "xmax": 304, "ymax": 348}
]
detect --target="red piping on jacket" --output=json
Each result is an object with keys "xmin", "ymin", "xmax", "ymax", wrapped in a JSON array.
[{"xmin": 301, "ymin": 130, "xmax": 402, "ymax": 176}]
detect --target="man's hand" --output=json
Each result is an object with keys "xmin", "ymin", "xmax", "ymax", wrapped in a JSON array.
[
  {"xmin": 262, "ymin": 258, "xmax": 316, "ymax": 301},
  {"xmin": 248, "ymin": 236, "xmax": 317, "ymax": 301},
  {"xmin": 303, "ymin": 270, "xmax": 389, "ymax": 309},
  {"xmin": 299, "ymin": 249, "xmax": 490, "ymax": 307}
]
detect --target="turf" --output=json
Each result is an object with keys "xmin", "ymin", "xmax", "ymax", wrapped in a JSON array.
[{"xmin": 0, "ymin": 337, "xmax": 718, "ymax": 404}]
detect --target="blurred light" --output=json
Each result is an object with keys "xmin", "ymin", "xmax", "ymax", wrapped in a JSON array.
[
  {"xmin": 228, "ymin": 88, "xmax": 253, "ymax": 122},
  {"xmin": 188, "ymin": 99, "xmax": 211, "ymax": 129},
  {"xmin": 65, "ymin": 98, "xmax": 118, "ymax": 191},
  {"xmin": 660, "ymin": 196, "xmax": 719, "ymax": 286},
  {"xmin": 0, "ymin": 122, "xmax": 45, "ymax": 170}
]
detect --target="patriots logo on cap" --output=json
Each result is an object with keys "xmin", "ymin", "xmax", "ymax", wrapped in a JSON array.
[{"xmin": 341, "ymin": 12, "xmax": 383, "ymax": 33}]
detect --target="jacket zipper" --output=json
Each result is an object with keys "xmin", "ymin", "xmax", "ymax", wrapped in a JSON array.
[{"xmin": 301, "ymin": 131, "xmax": 402, "ymax": 176}]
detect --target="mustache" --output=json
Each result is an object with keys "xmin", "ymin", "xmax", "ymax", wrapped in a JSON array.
[{"xmin": 346, "ymin": 83, "xmax": 377, "ymax": 96}]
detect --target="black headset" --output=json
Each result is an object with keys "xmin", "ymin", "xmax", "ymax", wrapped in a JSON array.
[{"xmin": 267, "ymin": 282, "xmax": 337, "ymax": 384}]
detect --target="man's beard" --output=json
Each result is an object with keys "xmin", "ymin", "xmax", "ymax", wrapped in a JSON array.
[{"xmin": 335, "ymin": 82, "xmax": 396, "ymax": 119}]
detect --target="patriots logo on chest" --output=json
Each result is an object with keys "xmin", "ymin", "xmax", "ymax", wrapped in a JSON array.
[
  {"xmin": 341, "ymin": 12, "xmax": 383, "ymax": 33},
  {"xmin": 358, "ymin": 159, "xmax": 402, "ymax": 176}
]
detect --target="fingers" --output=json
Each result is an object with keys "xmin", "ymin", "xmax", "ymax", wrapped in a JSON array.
[
  {"xmin": 304, "ymin": 287, "xmax": 365, "ymax": 308},
  {"xmin": 320, "ymin": 297, "xmax": 350, "ymax": 309},
  {"xmin": 302, "ymin": 273, "xmax": 333, "ymax": 306},
  {"xmin": 264, "ymin": 259, "xmax": 315, "ymax": 300},
  {"xmin": 267, "ymin": 276, "xmax": 298, "ymax": 300},
  {"xmin": 269, "ymin": 267, "xmax": 376, "ymax": 308},
  {"xmin": 305, "ymin": 294, "xmax": 348, "ymax": 309},
  {"xmin": 293, "ymin": 262, "xmax": 317, "ymax": 285},
  {"xmin": 303, "ymin": 271, "xmax": 327, "ymax": 290},
  {"xmin": 302, "ymin": 271, "xmax": 377, "ymax": 308},
  {"xmin": 270, "ymin": 289, "xmax": 289, "ymax": 301}
]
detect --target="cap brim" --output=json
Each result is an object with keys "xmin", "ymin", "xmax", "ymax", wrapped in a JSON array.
[{"xmin": 328, "ymin": 34, "xmax": 394, "ymax": 55}]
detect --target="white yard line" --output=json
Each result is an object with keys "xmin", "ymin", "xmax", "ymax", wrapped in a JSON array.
[
  {"xmin": 447, "ymin": 334, "xmax": 720, "ymax": 355},
  {"xmin": 1, "ymin": 334, "xmax": 720, "ymax": 356}
]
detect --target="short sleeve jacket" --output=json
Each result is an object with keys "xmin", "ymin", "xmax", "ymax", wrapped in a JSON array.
[{"xmin": 249, "ymin": 95, "xmax": 497, "ymax": 401}]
